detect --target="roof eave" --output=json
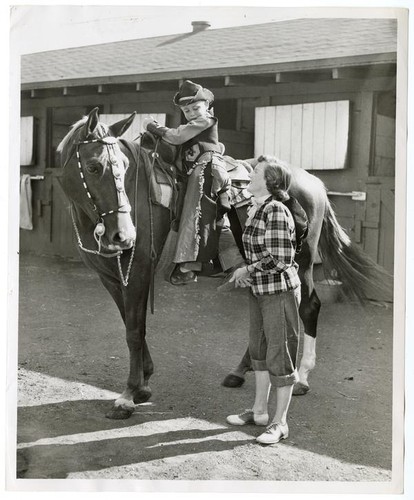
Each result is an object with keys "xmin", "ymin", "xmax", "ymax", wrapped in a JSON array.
[{"xmin": 21, "ymin": 52, "xmax": 397, "ymax": 91}]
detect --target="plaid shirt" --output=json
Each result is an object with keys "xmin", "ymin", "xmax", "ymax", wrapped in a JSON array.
[{"xmin": 242, "ymin": 197, "xmax": 300, "ymax": 295}]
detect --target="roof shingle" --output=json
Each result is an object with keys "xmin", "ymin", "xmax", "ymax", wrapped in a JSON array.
[{"xmin": 21, "ymin": 18, "xmax": 397, "ymax": 86}]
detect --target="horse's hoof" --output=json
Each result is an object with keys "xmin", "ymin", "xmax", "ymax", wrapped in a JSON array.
[
  {"xmin": 106, "ymin": 406, "xmax": 134, "ymax": 419},
  {"xmin": 293, "ymin": 382, "xmax": 310, "ymax": 396},
  {"xmin": 133, "ymin": 387, "xmax": 152, "ymax": 404},
  {"xmin": 222, "ymin": 373, "xmax": 245, "ymax": 388}
]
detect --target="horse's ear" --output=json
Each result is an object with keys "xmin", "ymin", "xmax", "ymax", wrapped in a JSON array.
[
  {"xmin": 108, "ymin": 112, "xmax": 136, "ymax": 138},
  {"xmin": 83, "ymin": 107, "xmax": 100, "ymax": 138}
]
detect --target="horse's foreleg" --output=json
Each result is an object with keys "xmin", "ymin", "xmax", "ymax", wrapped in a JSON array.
[
  {"xmin": 294, "ymin": 286, "xmax": 321, "ymax": 395},
  {"xmin": 109, "ymin": 333, "xmax": 148, "ymax": 419},
  {"xmin": 132, "ymin": 339, "xmax": 154, "ymax": 404},
  {"xmin": 108, "ymin": 282, "xmax": 152, "ymax": 419}
]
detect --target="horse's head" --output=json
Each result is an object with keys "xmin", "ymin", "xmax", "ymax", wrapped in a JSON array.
[{"xmin": 58, "ymin": 107, "xmax": 137, "ymax": 252}]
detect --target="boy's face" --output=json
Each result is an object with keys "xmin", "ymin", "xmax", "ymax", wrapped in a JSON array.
[{"xmin": 180, "ymin": 100, "xmax": 209, "ymax": 121}]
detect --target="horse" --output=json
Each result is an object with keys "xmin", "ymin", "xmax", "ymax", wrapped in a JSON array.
[
  {"xmin": 58, "ymin": 108, "xmax": 392, "ymax": 419},
  {"xmin": 222, "ymin": 156, "xmax": 393, "ymax": 394},
  {"xmin": 57, "ymin": 107, "xmax": 173, "ymax": 419}
]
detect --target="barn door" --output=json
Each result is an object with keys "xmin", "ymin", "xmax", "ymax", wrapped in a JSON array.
[{"xmin": 355, "ymin": 91, "xmax": 395, "ymax": 274}]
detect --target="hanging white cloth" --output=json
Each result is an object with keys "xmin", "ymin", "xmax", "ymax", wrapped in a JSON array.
[{"xmin": 20, "ymin": 174, "xmax": 33, "ymax": 230}]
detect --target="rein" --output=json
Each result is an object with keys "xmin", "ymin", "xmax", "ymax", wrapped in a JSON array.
[
  {"xmin": 65, "ymin": 132, "xmax": 161, "ymax": 311},
  {"xmin": 122, "ymin": 137, "xmax": 160, "ymax": 313}
]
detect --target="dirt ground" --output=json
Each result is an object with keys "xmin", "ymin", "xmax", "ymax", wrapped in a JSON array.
[{"xmin": 15, "ymin": 253, "xmax": 395, "ymax": 489}]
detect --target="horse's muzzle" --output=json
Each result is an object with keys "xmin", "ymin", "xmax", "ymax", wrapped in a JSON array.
[{"xmin": 106, "ymin": 226, "xmax": 136, "ymax": 251}]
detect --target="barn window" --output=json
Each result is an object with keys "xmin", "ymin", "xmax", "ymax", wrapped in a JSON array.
[
  {"xmin": 100, "ymin": 113, "xmax": 166, "ymax": 142},
  {"xmin": 20, "ymin": 116, "xmax": 36, "ymax": 166},
  {"xmin": 255, "ymin": 101, "xmax": 350, "ymax": 170}
]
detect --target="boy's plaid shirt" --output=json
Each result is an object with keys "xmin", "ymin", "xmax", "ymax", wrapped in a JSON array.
[{"xmin": 242, "ymin": 197, "xmax": 301, "ymax": 295}]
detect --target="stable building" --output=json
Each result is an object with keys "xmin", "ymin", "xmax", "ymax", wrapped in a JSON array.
[{"xmin": 19, "ymin": 17, "xmax": 397, "ymax": 273}]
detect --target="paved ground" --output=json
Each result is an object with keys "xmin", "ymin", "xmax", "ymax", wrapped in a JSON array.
[{"xmin": 14, "ymin": 253, "xmax": 396, "ymax": 491}]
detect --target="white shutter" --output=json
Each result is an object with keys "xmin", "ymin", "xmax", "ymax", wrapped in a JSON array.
[
  {"xmin": 20, "ymin": 116, "xmax": 35, "ymax": 166},
  {"xmin": 100, "ymin": 113, "xmax": 166, "ymax": 142},
  {"xmin": 255, "ymin": 101, "xmax": 350, "ymax": 170}
]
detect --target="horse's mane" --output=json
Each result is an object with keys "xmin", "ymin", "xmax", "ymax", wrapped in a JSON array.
[{"xmin": 57, "ymin": 116, "xmax": 109, "ymax": 166}]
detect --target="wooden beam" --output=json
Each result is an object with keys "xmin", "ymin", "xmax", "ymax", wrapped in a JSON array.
[
  {"xmin": 331, "ymin": 64, "xmax": 396, "ymax": 80},
  {"xmin": 274, "ymin": 70, "xmax": 334, "ymax": 83}
]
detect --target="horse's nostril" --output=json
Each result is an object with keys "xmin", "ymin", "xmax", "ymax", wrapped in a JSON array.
[
  {"xmin": 113, "ymin": 231, "xmax": 126, "ymax": 243},
  {"xmin": 113, "ymin": 229, "xmax": 135, "ymax": 245}
]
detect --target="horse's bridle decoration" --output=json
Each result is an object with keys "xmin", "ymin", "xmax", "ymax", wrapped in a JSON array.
[{"xmin": 68, "ymin": 135, "xmax": 137, "ymax": 286}]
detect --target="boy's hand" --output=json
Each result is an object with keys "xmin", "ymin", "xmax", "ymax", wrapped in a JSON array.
[{"xmin": 142, "ymin": 116, "xmax": 156, "ymax": 131}]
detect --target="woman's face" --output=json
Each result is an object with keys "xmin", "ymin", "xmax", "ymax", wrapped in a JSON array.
[
  {"xmin": 180, "ymin": 100, "xmax": 209, "ymax": 121},
  {"xmin": 248, "ymin": 162, "xmax": 268, "ymax": 198}
]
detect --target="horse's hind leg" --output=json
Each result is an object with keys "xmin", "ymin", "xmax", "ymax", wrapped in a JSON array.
[
  {"xmin": 222, "ymin": 348, "xmax": 252, "ymax": 387},
  {"xmin": 294, "ymin": 283, "xmax": 321, "ymax": 395}
]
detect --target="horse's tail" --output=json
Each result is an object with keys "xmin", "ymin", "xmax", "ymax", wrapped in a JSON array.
[{"xmin": 318, "ymin": 199, "xmax": 393, "ymax": 303}]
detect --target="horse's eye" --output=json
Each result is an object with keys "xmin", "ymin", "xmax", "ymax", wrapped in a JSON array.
[{"xmin": 85, "ymin": 164, "xmax": 101, "ymax": 175}]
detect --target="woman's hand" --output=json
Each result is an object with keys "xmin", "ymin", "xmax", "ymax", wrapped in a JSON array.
[{"xmin": 229, "ymin": 266, "xmax": 252, "ymax": 288}]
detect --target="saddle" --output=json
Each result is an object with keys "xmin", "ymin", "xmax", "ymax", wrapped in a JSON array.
[
  {"xmin": 140, "ymin": 131, "xmax": 254, "ymax": 213},
  {"xmin": 140, "ymin": 132, "xmax": 181, "ymax": 214}
]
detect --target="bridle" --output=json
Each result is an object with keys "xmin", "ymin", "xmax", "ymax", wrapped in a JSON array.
[
  {"xmin": 73, "ymin": 135, "xmax": 132, "ymax": 245},
  {"xmin": 66, "ymin": 134, "xmax": 138, "ymax": 286}
]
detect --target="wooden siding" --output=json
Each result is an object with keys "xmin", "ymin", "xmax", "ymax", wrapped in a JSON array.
[
  {"xmin": 19, "ymin": 74, "xmax": 396, "ymax": 274},
  {"xmin": 254, "ymin": 101, "xmax": 350, "ymax": 170}
]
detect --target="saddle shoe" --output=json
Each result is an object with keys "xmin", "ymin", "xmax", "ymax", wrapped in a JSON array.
[
  {"xmin": 256, "ymin": 422, "xmax": 289, "ymax": 445},
  {"xmin": 226, "ymin": 409, "xmax": 268, "ymax": 426}
]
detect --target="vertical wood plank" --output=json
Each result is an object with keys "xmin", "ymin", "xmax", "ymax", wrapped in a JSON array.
[
  {"xmin": 323, "ymin": 101, "xmax": 337, "ymax": 169},
  {"xmin": 335, "ymin": 101, "xmax": 350, "ymax": 169},
  {"xmin": 278, "ymin": 105, "xmax": 292, "ymax": 163},
  {"xmin": 273, "ymin": 106, "xmax": 282, "ymax": 158},
  {"xmin": 290, "ymin": 104, "xmax": 303, "ymax": 167},
  {"xmin": 254, "ymin": 107, "xmax": 265, "ymax": 157},
  {"xmin": 301, "ymin": 102, "xmax": 314, "ymax": 170},
  {"xmin": 264, "ymin": 106, "xmax": 276, "ymax": 156},
  {"xmin": 312, "ymin": 102, "xmax": 326, "ymax": 168}
]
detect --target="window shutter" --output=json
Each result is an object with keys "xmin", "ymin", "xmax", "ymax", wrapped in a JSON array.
[
  {"xmin": 255, "ymin": 101, "xmax": 350, "ymax": 170},
  {"xmin": 100, "ymin": 113, "xmax": 166, "ymax": 142},
  {"xmin": 20, "ymin": 116, "xmax": 35, "ymax": 166}
]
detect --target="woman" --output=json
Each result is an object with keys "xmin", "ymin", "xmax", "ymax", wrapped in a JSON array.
[{"xmin": 226, "ymin": 157, "xmax": 302, "ymax": 445}]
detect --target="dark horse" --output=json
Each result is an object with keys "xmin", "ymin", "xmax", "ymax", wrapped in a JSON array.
[
  {"xmin": 58, "ymin": 108, "xmax": 392, "ymax": 419},
  {"xmin": 58, "ymin": 108, "xmax": 172, "ymax": 419}
]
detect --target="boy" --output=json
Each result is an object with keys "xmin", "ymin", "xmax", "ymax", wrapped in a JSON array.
[{"xmin": 145, "ymin": 80, "xmax": 233, "ymax": 284}]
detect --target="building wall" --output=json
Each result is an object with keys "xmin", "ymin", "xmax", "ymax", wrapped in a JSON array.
[{"xmin": 20, "ymin": 74, "xmax": 395, "ymax": 272}]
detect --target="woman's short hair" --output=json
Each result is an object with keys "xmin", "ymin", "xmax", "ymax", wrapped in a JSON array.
[{"xmin": 260, "ymin": 157, "xmax": 292, "ymax": 200}]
